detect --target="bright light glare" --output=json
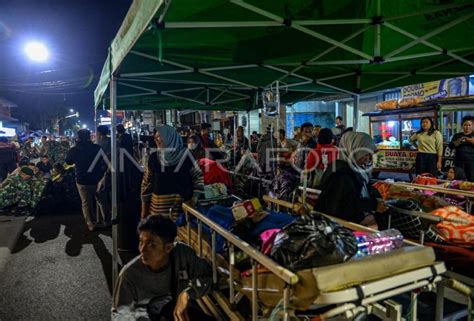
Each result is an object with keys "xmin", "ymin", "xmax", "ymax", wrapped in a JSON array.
[
  {"xmin": 24, "ymin": 42, "xmax": 49, "ymax": 62},
  {"xmin": 69, "ymin": 109, "xmax": 74, "ymax": 113},
  {"xmin": 82, "ymin": 124, "xmax": 87, "ymax": 129}
]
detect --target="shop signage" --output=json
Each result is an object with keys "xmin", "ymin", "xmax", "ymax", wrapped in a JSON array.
[
  {"xmin": 374, "ymin": 144, "xmax": 455, "ymax": 172},
  {"xmin": 401, "ymin": 76, "xmax": 469, "ymax": 101},
  {"xmin": 374, "ymin": 150, "xmax": 417, "ymax": 170}
]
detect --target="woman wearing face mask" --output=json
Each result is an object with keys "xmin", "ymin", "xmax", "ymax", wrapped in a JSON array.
[
  {"xmin": 187, "ymin": 135, "xmax": 206, "ymax": 161},
  {"xmin": 315, "ymin": 132, "xmax": 386, "ymax": 224},
  {"xmin": 449, "ymin": 116, "xmax": 473, "ymax": 181},
  {"xmin": 141, "ymin": 125, "xmax": 204, "ymax": 220},
  {"xmin": 410, "ymin": 117, "xmax": 443, "ymax": 176}
]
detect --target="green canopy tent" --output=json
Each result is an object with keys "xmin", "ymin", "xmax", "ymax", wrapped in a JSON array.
[{"xmin": 95, "ymin": 0, "xmax": 474, "ymax": 299}]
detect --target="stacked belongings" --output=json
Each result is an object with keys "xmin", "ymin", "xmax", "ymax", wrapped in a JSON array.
[
  {"xmin": 374, "ymin": 181, "xmax": 474, "ymax": 276},
  {"xmin": 178, "ymin": 198, "xmax": 440, "ymax": 313}
]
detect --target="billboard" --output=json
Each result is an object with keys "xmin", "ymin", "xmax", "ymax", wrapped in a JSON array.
[{"xmin": 401, "ymin": 76, "xmax": 469, "ymax": 101}]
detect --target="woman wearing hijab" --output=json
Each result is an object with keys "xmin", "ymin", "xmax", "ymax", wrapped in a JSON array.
[
  {"xmin": 141, "ymin": 125, "xmax": 204, "ymax": 220},
  {"xmin": 410, "ymin": 117, "xmax": 443, "ymax": 176},
  {"xmin": 315, "ymin": 132, "xmax": 386, "ymax": 224}
]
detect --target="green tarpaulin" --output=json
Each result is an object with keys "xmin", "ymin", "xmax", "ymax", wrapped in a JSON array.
[{"xmin": 95, "ymin": 0, "xmax": 474, "ymax": 110}]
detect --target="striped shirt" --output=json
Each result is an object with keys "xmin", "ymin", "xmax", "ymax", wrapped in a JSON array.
[{"xmin": 141, "ymin": 154, "xmax": 204, "ymax": 220}]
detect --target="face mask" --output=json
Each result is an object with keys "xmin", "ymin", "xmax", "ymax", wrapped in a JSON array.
[{"xmin": 188, "ymin": 143, "xmax": 197, "ymax": 150}]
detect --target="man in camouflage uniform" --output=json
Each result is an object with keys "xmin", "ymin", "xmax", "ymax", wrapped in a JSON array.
[
  {"xmin": 45, "ymin": 136, "xmax": 61, "ymax": 164},
  {"xmin": 20, "ymin": 137, "xmax": 39, "ymax": 160},
  {"xmin": 55, "ymin": 137, "xmax": 71, "ymax": 164},
  {"xmin": 29, "ymin": 164, "xmax": 47, "ymax": 208},
  {"xmin": 0, "ymin": 167, "xmax": 34, "ymax": 211}
]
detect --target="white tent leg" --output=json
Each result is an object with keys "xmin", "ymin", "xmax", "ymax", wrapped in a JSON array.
[
  {"xmin": 110, "ymin": 75, "xmax": 119, "ymax": 287},
  {"xmin": 353, "ymin": 94, "xmax": 360, "ymax": 131}
]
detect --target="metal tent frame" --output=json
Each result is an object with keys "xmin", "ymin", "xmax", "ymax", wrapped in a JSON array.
[{"xmin": 97, "ymin": 0, "xmax": 474, "ymax": 287}]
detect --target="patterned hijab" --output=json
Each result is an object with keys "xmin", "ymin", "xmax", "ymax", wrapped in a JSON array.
[
  {"xmin": 338, "ymin": 132, "xmax": 377, "ymax": 197},
  {"xmin": 156, "ymin": 125, "xmax": 186, "ymax": 166}
]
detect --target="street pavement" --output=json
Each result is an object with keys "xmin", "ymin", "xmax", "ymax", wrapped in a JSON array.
[
  {"xmin": 0, "ymin": 215, "xmax": 26, "ymax": 273},
  {"xmin": 0, "ymin": 212, "xmax": 124, "ymax": 321}
]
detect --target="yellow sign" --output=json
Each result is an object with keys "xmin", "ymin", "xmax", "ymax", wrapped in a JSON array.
[{"xmin": 401, "ymin": 76, "xmax": 469, "ymax": 101}]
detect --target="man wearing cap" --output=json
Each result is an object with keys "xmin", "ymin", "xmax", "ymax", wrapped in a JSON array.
[{"xmin": 0, "ymin": 166, "xmax": 35, "ymax": 212}]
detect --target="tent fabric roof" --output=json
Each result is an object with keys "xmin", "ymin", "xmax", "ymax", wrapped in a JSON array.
[{"xmin": 95, "ymin": 0, "xmax": 474, "ymax": 111}]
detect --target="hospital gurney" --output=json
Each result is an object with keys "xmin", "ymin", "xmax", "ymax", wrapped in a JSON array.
[
  {"xmin": 385, "ymin": 201, "xmax": 474, "ymax": 321},
  {"xmin": 391, "ymin": 182, "xmax": 474, "ymax": 213},
  {"xmin": 180, "ymin": 200, "xmax": 446, "ymax": 321}
]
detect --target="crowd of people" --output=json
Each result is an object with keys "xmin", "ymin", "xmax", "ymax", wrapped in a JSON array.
[{"xmin": 0, "ymin": 114, "xmax": 472, "ymax": 320}]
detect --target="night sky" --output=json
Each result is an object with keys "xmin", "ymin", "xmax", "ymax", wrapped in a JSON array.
[{"xmin": 0, "ymin": 0, "xmax": 131, "ymax": 130}]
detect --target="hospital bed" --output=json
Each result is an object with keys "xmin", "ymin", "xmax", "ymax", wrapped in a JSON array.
[
  {"xmin": 390, "ymin": 181, "xmax": 474, "ymax": 213},
  {"xmin": 180, "ymin": 199, "xmax": 446, "ymax": 321},
  {"xmin": 267, "ymin": 189, "xmax": 473, "ymax": 321}
]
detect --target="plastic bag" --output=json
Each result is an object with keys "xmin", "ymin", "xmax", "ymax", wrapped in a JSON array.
[{"xmin": 270, "ymin": 212, "xmax": 357, "ymax": 271}]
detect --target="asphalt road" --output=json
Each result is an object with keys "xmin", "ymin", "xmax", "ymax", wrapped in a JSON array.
[{"xmin": 0, "ymin": 212, "xmax": 122, "ymax": 321}]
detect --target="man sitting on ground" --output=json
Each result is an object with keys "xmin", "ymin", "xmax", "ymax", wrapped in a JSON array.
[
  {"xmin": 36, "ymin": 155, "xmax": 53, "ymax": 177},
  {"xmin": 0, "ymin": 166, "xmax": 35, "ymax": 214},
  {"xmin": 112, "ymin": 215, "xmax": 214, "ymax": 321}
]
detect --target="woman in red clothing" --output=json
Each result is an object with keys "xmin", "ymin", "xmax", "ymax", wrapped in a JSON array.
[{"xmin": 306, "ymin": 128, "xmax": 339, "ymax": 172}]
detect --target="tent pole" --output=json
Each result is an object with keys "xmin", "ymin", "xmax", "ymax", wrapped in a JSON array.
[
  {"xmin": 316, "ymin": 80, "xmax": 356, "ymax": 96},
  {"xmin": 110, "ymin": 74, "xmax": 119, "ymax": 287},
  {"xmin": 384, "ymin": 22, "xmax": 474, "ymax": 67},
  {"xmin": 318, "ymin": 72, "xmax": 356, "ymax": 82},
  {"xmin": 384, "ymin": 13, "xmax": 474, "ymax": 59},
  {"xmin": 353, "ymin": 94, "xmax": 360, "ymax": 131},
  {"xmin": 275, "ymin": 26, "xmax": 370, "ymax": 83},
  {"xmin": 247, "ymin": 110, "xmax": 251, "ymax": 142},
  {"xmin": 374, "ymin": 0, "xmax": 381, "ymax": 57},
  {"xmin": 230, "ymin": 0, "xmax": 372, "ymax": 60},
  {"xmin": 94, "ymin": 104, "xmax": 97, "ymax": 140}
]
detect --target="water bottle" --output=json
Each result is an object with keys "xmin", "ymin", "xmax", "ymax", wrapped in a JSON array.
[{"xmin": 355, "ymin": 229, "xmax": 404, "ymax": 258}]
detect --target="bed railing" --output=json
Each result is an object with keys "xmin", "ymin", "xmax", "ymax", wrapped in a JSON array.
[{"xmin": 182, "ymin": 203, "xmax": 298, "ymax": 321}]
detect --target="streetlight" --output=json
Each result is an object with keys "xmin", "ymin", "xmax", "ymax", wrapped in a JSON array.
[
  {"xmin": 82, "ymin": 124, "xmax": 87, "ymax": 129},
  {"xmin": 24, "ymin": 41, "xmax": 49, "ymax": 62},
  {"xmin": 69, "ymin": 109, "xmax": 74, "ymax": 113}
]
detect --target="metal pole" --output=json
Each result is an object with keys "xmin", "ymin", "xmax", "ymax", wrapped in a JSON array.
[
  {"xmin": 197, "ymin": 220, "xmax": 203, "ymax": 257},
  {"xmin": 374, "ymin": 0, "xmax": 381, "ymax": 57},
  {"xmin": 435, "ymin": 281, "xmax": 445, "ymax": 321},
  {"xmin": 283, "ymin": 286, "xmax": 290, "ymax": 321},
  {"xmin": 229, "ymin": 244, "xmax": 235, "ymax": 305},
  {"xmin": 211, "ymin": 230, "xmax": 217, "ymax": 284},
  {"xmin": 247, "ymin": 110, "xmax": 251, "ymax": 143},
  {"xmin": 110, "ymin": 74, "xmax": 119, "ymax": 286},
  {"xmin": 353, "ymin": 94, "xmax": 360, "ymax": 131},
  {"xmin": 252, "ymin": 259, "xmax": 258, "ymax": 321},
  {"xmin": 410, "ymin": 291, "xmax": 418, "ymax": 321}
]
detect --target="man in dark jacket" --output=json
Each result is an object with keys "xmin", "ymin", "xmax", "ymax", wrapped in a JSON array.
[
  {"xmin": 117, "ymin": 124, "xmax": 134, "ymax": 157},
  {"xmin": 65, "ymin": 129, "xmax": 109, "ymax": 231},
  {"xmin": 112, "ymin": 216, "xmax": 213, "ymax": 321}
]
